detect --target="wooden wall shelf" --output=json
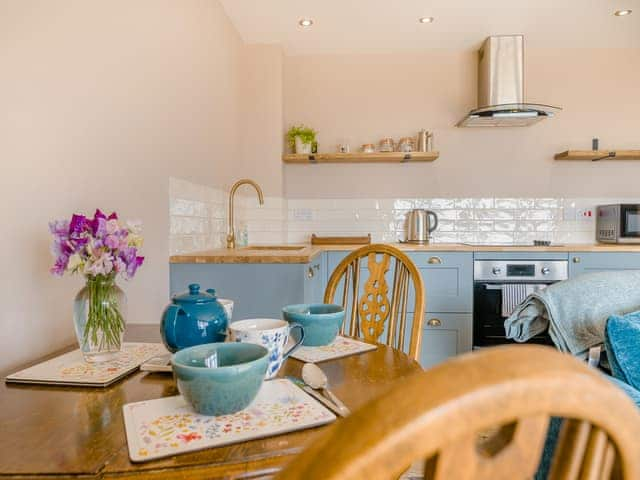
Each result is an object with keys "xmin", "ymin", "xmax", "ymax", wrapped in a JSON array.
[
  {"xmin": 554, "ymin": 150, "xmax": 640, "ymax": 161},
  {"xmin": 282, "ymin": 151, "xmax": 439, "ymax": 164}
]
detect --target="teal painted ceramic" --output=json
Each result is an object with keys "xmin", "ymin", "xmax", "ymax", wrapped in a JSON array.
[
  {"xmin": 161, "ymin": 284, "xmax": 229, "ymax": 353},
  {"xmin": 171, "ymin": 342, "xmax": 268, "ymax": 416},
  {"xmin": 282, "ymin": 304, "xmax": 345, "ymax": 346}
]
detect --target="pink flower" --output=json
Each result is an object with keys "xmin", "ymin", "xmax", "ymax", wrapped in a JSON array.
[
  {"xmin": 106, "ymin": 219, "xmax": 119, "ymax": 235},
  {"xmin": 85, "ymin": 252, "xmax": 114, "ymax": 276},
  {"xmin": 114, "ymin": 257, "xmax": 126, "ymax": 274}
]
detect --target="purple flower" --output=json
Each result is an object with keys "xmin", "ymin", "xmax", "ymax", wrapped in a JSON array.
[
  {"xmin": 49, "ymin": 219, "xmax": 69, "ymax": 236},
  {"xmin": 49, "ymin": 209, "xmax": 143, "ymax": 279},
  {"xmin": 94, "ymin": 217, "xmax": 107, "ymax": 238},
  {"xmin": 114, "ymin": 256, "xmax": 126, "ymax": 274},
  {"xmin": 118, "ymin": 246, "xmax": 144, "ymax": 278},
  {"xmin": 69, "ymin": 214, "xmax": 88, "ymax": 236},
  {"xmin": 104, "ymin": 234, "xmax": 120, "ymax": 249},
  {"xmin": 50, "ymin": 254, "xmax": 69, "ymax": 276},
  {"xmin": 90, "ymin": 209, "xmax": 118, "ymax": 236},
  {"xmin": 127, "ymin": 255, "xmax": 144, "ymax": 278}
]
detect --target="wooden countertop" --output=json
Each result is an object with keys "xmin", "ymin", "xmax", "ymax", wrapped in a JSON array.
[{"xmin": 170, "ymin": 243, "xmax": 640, "ymax": 264}]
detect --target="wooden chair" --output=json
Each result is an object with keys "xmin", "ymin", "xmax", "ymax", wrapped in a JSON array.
[
  {"xmin": 323, "ymin": 244, "xmax": 425, "ymax": 361},
  {"xmin": 276, "ymin": 345, "xmax": 640, "ymax": 480}
]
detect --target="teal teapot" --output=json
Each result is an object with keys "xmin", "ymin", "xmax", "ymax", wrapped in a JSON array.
[{"xmin": 161, "ymin": 284, "xmax": 229, "ymax": 353}]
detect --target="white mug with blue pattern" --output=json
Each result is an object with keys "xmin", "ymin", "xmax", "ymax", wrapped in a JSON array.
[{"xmin": 227, "ymin": 319, "xmax": 304, "ymax": 379}]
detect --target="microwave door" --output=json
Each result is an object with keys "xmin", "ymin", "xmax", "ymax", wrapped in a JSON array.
[{"xmin": 622, "ymin": 206, "xmax": 640, "ymax": 237}]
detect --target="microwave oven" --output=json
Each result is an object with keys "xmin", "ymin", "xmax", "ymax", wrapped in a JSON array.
[{"xmin": 596, "ymin": 204, "xmax": 640, "ymax": 244}]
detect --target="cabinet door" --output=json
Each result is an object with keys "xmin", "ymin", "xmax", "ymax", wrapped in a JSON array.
[
  {"xmin": 170, "ymin": 263, "xmax": 305, "ymax": 321},
  {"xmin": 570, "ymin": 252, "xmax": 640, "ymax": 277},
  {"xmin": 326, "ymin": 251, "xmax": 473, "ymax": 313},
  {"xmin": 409, "ymin": 253, "xmax": 473, "ymax": 312},
  {"xmin": 303, "ymin": 254, "xmax": 326, "ymax": 304},
  {"xmin": 417, "ymin": 313, "xmax": 473, "ymax": 369}
]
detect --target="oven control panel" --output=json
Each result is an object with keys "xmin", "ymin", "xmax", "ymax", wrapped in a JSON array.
[{"xmin": 474, "ymin": 260, "xmax": 568, "ymax": 282}]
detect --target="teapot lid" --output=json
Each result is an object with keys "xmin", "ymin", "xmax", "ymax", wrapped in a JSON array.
[{"xmin": 172, "ymin": 284, "xmax": 218, "ymax": 304}]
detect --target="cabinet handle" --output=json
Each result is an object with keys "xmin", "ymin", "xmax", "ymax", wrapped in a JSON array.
[
  {"xmin": 307, "ymin": 267, "xmax": 315, "ymax": 279},
  {"xmin": 313, "ymin": 264, "xmax": 320, "ymax": 271},
  {"xmin": 428, "ymin": 256, "xmax": 443, "ymax": 265},
  {"xmin": 573, "ymin": 257, "xmax": 581, "ymax": 264},
  {"xmin": 427, "ymin": 318, "xmax": 442, "ymax": 327}
]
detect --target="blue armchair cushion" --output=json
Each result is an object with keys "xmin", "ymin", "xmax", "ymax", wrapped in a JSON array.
[
  {"xmin": 607, "ymin": 374, "xmax": 640, "ymax": 406},
  {"xmin": 605, "ymin": 310, "xmax": 640, "ymax": 391}
]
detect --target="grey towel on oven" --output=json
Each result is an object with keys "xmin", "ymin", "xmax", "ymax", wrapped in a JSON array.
[
  {"xmin": 501, "ymin": 284, "xmax": 547, "ymax": 318},
  {"xmin": 504, "ymin": 270, "xmax": 640, "ymax": 358},
  {"xmin": 501, "ymin": 284, "xmax": 527, "ymax": 317}
]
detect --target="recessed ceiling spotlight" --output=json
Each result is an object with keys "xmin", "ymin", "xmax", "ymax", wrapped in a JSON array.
[
  {"xmin": 298, "ymin": 18, "xmax": 313, "ymax": 27},
  {"xmin": 614, "ymin": 9, "xmax": 632, "ymax": 16},
  {"xmin": 419, "ymin": 16, "xmax": 435, "ymax": 24}
]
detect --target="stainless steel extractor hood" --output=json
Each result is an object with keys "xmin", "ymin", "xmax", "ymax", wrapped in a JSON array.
[{"xmin": 457, "ymin": 35, "xmax": 561, "ymax": 127}]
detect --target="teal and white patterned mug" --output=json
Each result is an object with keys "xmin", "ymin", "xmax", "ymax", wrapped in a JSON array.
[{"xmin": 228, "ymin": 319, "xmax": 304, "ymax": 379}]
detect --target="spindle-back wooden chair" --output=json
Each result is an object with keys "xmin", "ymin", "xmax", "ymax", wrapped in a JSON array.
[
  {"xmin": 277, "ymin": 345, "xmax": 640, "ymax": 480},
  {"xmin": 323, "ymin": 244, "xmax": 425, "ymax": 361}
]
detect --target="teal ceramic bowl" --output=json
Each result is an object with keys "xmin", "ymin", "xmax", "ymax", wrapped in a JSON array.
[
  {"xmin": 282, "ymin": 304, "xmax": 345, "ymax": 346},
  {"xmin": 171, "ymin": 342, "xmax": 268, "ymax": 416}
]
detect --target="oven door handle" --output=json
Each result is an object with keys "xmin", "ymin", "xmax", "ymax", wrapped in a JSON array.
[{"xmin": 484, "ymin": 285, "xmax": 504, "ymax": 290}]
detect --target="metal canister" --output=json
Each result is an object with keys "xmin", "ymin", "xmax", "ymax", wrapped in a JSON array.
[{"xmin": 417, "ymin": 130, "xmax": 433, "ymax": 152}]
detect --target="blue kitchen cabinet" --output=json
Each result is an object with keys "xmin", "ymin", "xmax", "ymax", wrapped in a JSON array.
[
  {"xmin": 403, "ymin": 313, "xmax": 473, "ymax": 369},
  {"xmin": 326, "ymin": 250, "xmax": 474, "ymax": 367},
  {"xmin": 569, "ymin": 252, "xmax": 640, "ymax": 277},
  {"xmin": 303, "ymin": 253, "xmax": 326, "ymax": 305},
  {"xmin": 170, "ymin": 253, "xmax": 326, "ymax": 322},
  {"xmin": 326, "ymin": 251, "xmax": 473, "ymax": 313}
]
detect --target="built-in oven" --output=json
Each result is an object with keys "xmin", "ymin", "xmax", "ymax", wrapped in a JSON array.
[{"xmin": 473, "ymin": 259, "xmax": 568, "ymax": 348}]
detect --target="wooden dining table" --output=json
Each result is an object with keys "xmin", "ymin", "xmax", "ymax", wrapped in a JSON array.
[{"xmin": 0, "ymin": 324, "xmax": 422, "ymax": 479}]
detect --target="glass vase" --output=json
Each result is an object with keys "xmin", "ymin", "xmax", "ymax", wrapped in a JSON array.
[{"xmin": 73, "ymin": 274, "xmax": 127, "ymax": 362}]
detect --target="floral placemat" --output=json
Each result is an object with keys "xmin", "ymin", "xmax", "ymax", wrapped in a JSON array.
[
  {"xmin": 122, "ymin": 378, "xmax": 336, "ymax": 462},
  {"xmin": 290, "ymin": 336, "xmax": 377, "ymax": 363},
  {"xmin": 5, "ymin": 342, "xmax": 167, "ymax": 387}
]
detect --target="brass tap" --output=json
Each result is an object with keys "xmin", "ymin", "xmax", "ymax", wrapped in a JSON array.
[{"xmin": 226, "ymin": 179, "xmax": 264, "ymax": 249}]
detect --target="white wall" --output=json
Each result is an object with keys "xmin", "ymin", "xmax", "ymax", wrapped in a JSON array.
[{"xmin": 0, "ymin": 0, "xmax": 246, "ymax": 372}]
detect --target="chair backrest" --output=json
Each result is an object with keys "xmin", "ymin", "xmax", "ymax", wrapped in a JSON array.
[
  {"xmin": 276, "ymin": 345, "xmax": 640, "ymax": 480},
  {"xmin": 323, "ymin": 244, "xmax": 425, "ymax": 361}
]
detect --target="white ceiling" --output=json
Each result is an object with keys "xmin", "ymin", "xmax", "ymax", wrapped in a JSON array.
[{"xmin": 220, "ymin": 0, "xmax": 640, "ymax": 54}]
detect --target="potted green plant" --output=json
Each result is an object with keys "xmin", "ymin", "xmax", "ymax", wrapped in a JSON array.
[{"xmin": 286, "ymin": 125, "xmax": 317, "ymax": 154}]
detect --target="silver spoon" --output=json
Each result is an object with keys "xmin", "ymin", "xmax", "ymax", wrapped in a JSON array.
[{"xmin": 301, "ymin": 363, "xmax": 350, "ymax": 416}]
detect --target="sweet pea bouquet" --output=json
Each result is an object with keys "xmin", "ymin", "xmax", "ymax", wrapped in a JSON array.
[
  {"xmin": 49, "ymin": 209, "xmax": 144, "ymax": 279},
  {"xmin": 49, "ymin": 209, "xmax": 144, "ymax": 360}
]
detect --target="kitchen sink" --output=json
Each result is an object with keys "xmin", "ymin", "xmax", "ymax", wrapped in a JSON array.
[{"xmin": 241, "ymin": 245, "xmax": 306, "ymax": 251}]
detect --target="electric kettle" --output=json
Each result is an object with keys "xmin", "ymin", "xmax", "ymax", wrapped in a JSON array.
[{"xmin": 405, "ymin": 209, "xmax": 438, "ymax": 243}]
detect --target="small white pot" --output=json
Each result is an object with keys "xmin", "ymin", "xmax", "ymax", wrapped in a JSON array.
[{"xmin": 295, "ymin": 136, "xmax": 312, "ymax": 154}]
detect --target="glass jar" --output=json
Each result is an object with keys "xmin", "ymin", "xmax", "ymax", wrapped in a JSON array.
[
  {"xmin": 362, "ymin": 144, "xmax": 376, "ymax": 153},
  {"xmin": 397, "ymin": 137, "xmax": 416, "ymax": 152},
  {"xmin": 73, "ymin": 275, "xmax": 127, "ymax": 362},
  {"xmin": 378, "ymin": 138, "xmax": 395, "ymax": 152}
]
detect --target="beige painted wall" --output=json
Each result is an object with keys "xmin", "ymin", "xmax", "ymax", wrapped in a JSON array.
[
  {"xmin": 0, "ymin": 0, "xmax": 246, "ymax": 372},
  {"xmin": 237, "ymin": 45, "xmax": 284, "ymax": 196},
  {"xmin": 283, "ymin": 48, "xmax": 640, "ymax": 198}
]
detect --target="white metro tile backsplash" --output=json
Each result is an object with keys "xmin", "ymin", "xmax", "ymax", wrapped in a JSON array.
[{"xmin": 169, "ymin": 177, "xmax": 640, "ymax": 254}]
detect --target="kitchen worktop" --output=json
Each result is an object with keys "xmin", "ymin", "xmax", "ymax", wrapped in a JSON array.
[{"xmin": 169, "ymin": 243, "xmax": 640, "ymax": 264}]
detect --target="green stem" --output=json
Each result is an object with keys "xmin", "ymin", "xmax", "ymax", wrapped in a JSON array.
[{"xmin": 82, "ymin": 274, "xmax": 124, "ymax": 352}]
